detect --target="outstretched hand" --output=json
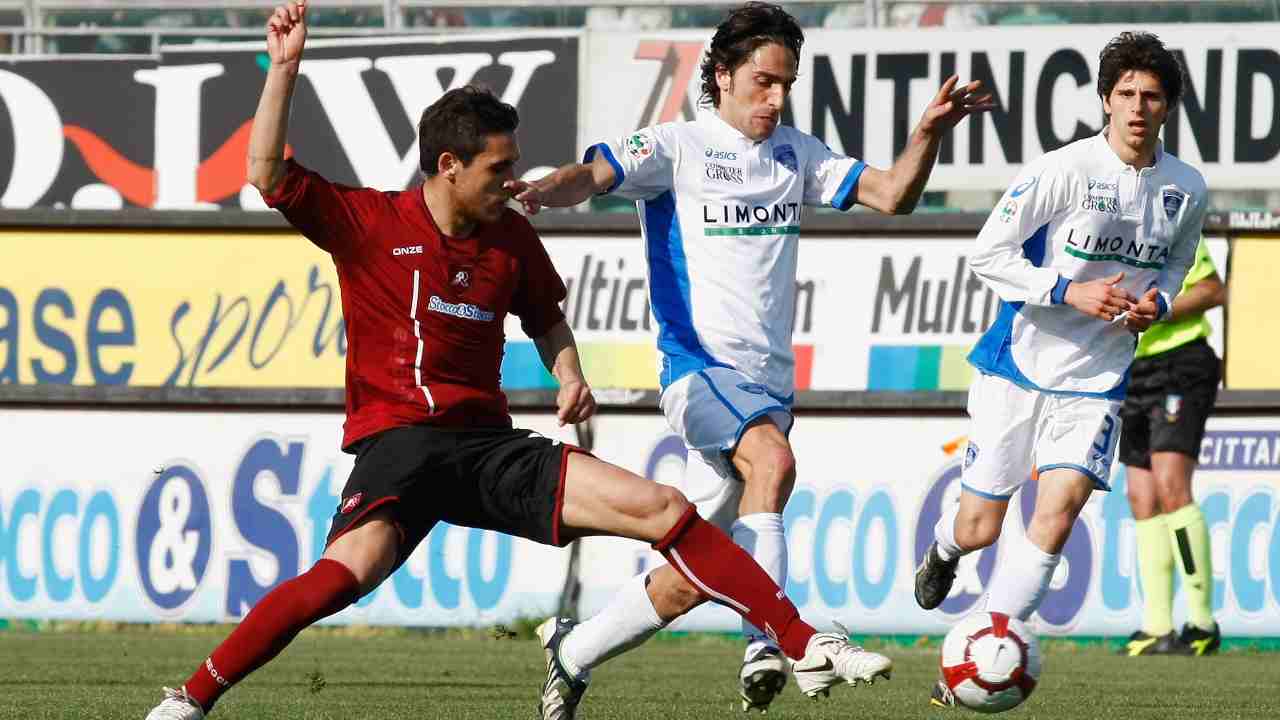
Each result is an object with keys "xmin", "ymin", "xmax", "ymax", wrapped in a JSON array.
[
  {"xmin": 266, "ymin": 2, "xmax": 307, "ymax": 68},
  {"xmin": 919, "ymin": 75, "xmax": 996, "ymax": 135},
  {"xmin": 504, "ymin": 179, "xmax": 543, "ymax": 215}
]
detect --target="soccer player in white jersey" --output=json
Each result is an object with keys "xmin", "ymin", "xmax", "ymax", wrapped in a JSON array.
[
  {"xmin": 913, "ymin": 32, "xmax": 1206, "ymax": 708},
  {"xmin": 510, "ymin": 3, "xmax": 993, "ymax": 716}
]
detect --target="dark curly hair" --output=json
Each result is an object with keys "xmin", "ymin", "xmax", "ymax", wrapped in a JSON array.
[
  {"xmin": 418, "ymin": 85, "xmax": 519, "ymax": 176},
  {"xmin": 699, "ymin": 2, "xmax": 803, "ymax": 108},
  {"xmin": 1097, "ymin": 32, "xmax": 1185, "ymax": 110}
]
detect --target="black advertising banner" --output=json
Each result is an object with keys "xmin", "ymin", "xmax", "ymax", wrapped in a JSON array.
[{"xmin": 0, "ymin": 32, "xmax": 580, "ymax": 210}]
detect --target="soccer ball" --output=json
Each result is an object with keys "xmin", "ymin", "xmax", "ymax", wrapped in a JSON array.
[{"xmin": 940, "ymin": 612, "xmax": 1041, "ymax": 713}]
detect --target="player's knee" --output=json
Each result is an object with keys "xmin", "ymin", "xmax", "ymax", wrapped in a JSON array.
[
  {"xmin": 955, "ymin": 511, "xmax": 1002, "ymax": 550},
  {"xmin": 1029, "ymin": 511, "xmax": 1074, "ymax": 547},
  {"xmin": 1157, "ymin": 493, "xmax": 1194, "ymax": 515},
  {"xmin": 651, "ymin": 484, "xmax": 693, "ymax": 533}
]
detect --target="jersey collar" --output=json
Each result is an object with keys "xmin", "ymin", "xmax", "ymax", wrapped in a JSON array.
[
  {"xmin": 1096, "ymin": 128, "xmax": 1165, "ymax": 173},
  {"xmin": 697, "ymin": 107, "xmax": 761, "ymax": 146}
]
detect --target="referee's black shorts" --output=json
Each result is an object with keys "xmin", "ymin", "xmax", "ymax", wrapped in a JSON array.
[
  {"xmin": 324, "ymin": 425, "xmax": 587, "ymax": 572},
  {"xmin": 1119, "ymin": 338, "xmax": 1220, "ymax": 469}
]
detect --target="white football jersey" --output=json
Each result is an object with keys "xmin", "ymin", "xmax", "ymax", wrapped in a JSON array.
[
  {"xmin": 968, "ymin": 131, "xmax": 1206, "ymax": 398},
  {"xmin": 587, "ymin": 109, "xmax": 865, "ymax": 398}
]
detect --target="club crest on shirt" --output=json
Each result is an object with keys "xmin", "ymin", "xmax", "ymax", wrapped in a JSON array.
[
  {"xmin": 964, "ymin": 441, "xmax": 978, "ymax": 470},
  {"xmin": 450, "ymin": 266, "xmax": 472, "ymax": 289},
  {"xmin": 773, "ymin": 144, "xmax": 798, "ymax": 173},
  {"xmin": 1162, "ymin": 189, "xmax": 1186, "ymax": 220},
  {"xmin": 625, "ymin": 131, "xmax": 655, "ymax": 161},
  {"xmin": 340, "ymin": 492, "xmax": 363, "ymax": 515}
]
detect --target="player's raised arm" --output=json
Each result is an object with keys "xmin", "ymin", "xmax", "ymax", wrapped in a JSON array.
[
  {"xmin": 247, "ymin": 2, "xmax": 308, "ymax": 195},
  {"xmin": 854, "ymin": 75, "xmax": 995, "ymax": 214}
]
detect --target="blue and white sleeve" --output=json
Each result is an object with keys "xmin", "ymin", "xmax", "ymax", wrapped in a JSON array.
[
  {"xmin": 968, "ymin": 158, "xmax": 1070, "ymax": 307},
  {"xmin": 800, "ymin": 135, "xmax": 866, "ymax": 210},
  {"xmin": 582, "ymin": 125, "xmax": 675, "ymax": 201}
]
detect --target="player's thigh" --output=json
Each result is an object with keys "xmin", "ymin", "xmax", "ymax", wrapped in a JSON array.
[
  {"xmin": 960, "ymin": 373, "xmax": 1040, "ymax": 501},
  {"xmin": 1036, "ymin": 393, "xmax": 1123, "ymax": 492},
  {"xmin": 559, "ymin": 452, "xmax": 689, "ymax": 543},
  {"xmin": 660, "ymin": 367, "xmax": 793, "ymax": 482}
]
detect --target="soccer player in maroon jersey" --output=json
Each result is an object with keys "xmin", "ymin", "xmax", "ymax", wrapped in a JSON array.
[{"xmin": 145, "ymin": 3, "xmax": 890, "ymax": 719}]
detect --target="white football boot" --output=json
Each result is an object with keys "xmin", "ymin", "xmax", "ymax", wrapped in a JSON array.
[
  {"xmin": 144, "ymin": 687, "xmax": 205, "ymax": 720},
  {"xmin": 537, "ymin": 617, "xmax": 590, "ymax": 720},
  {"xmin": 739, "ymin": 644, "xmax": 788, "ymax": 712},
  {"xmin": 791, "ymin": 624, "xmax": 893, "ymax": 699}
]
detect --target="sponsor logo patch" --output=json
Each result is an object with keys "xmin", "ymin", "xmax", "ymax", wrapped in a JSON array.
[
  {"xmin": 1009, "ymin": 176, "xmax": 1037, "ymax": 198},
  {"xmin": 704, "ymin": 162, "xmax": 744, "ymax": 185},
  {"xmin": 428, "ymin": 295, "xmax": 495, "ymax": 322},
  {"xmin": 998, "ymin": 198, "xmax": 1019, "ymax": 223},
  {"xmin": 625, "ymin": 131, "xmax": 655, "ymax": 160},
  {"xmin": 393, "ymin": 245, "xmax": 423, "ymax": 256}
]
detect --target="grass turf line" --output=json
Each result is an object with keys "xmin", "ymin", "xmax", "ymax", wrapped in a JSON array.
[{"xmin": 0, "ymin": 628, "xmax": 1277, "ymax": 719}]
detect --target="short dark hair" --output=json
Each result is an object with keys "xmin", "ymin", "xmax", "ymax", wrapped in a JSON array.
[
  {"xmin": 1097, "ymin": 32, "xmax": 1185, "ymax": 110},
  {"xmin": 418, "ymin": 86, "xmax": 519, "ymax": 176},
  {"xmin": 699, "ymin": 2, "xmax": 803, "ymax": 108}
]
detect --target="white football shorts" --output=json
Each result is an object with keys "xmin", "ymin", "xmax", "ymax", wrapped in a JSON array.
[
  {"xmin": 659, "ymin": 366, "xmax": 794, "ymax": 531},
  {"xmin": 961, "ymin": 372, "xmax": 1121, "ymax": 499}
]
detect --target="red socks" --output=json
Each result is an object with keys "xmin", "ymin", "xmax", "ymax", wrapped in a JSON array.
[
  {"xmin": 183, "ymin": 558, "xmax": 360, "ymax": 711},
  {"xmin": 654, "ymin": 506, "xmax": 816, "ymax": 660}
]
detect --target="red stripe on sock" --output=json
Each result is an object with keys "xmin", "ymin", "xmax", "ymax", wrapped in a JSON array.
[
  {"xmin": 183, "ymin": 558, "xmax": 359, "ymax": 711},
  {"xmin": 651, "ymin": 504, "xmax": 698, "ymax": 552},
  {"xmin": 657, "ymin": 514, "xmax": 815, "ymax": 659}
]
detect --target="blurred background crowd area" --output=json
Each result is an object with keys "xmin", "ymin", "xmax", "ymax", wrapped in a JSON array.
[{"xmin": 0, "ymin": 1, "xmax": 1276, "ymax": 55}]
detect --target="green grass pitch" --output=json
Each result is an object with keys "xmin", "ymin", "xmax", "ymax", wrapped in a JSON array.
[{"xmin": 1, "ymin": 625, "xmax": 1277, "ymax": 719}]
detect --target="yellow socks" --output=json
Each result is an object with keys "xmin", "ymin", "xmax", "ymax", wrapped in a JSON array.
[
  {"xmin": 1135, "ymin": 515, "xmax": 1174, "ymax": 637},
  {"xmin": 1165, "ymin": 503, "xmax": 1216, "ymax": 631}
]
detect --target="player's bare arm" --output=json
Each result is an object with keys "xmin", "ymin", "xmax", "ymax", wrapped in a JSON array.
[
  {"xmin": 505, "ymin": 153, "xmax": 617, "ymax": 215},
  {"xmin": 1065, "ymin": 272, "xmax": 1137, "ymax": 322},
  {"xmin": 533, "ymin": 319, "xmax": 598, "ymax": 426},
  {"xmin": 854, "ymin": 76, "xmax": 995, "ymax": 214},
  {"xmin": 246, "ymin": 2, "xmax": 308, "ymax": 195}
]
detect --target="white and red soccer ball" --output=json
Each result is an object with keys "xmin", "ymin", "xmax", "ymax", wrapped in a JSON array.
[{"xmin": 941, "ymin": 611, "xmax": 1041, "ymax": 713}]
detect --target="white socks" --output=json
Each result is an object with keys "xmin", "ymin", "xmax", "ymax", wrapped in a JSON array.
[
  {"xmin": 732, "ymin": 512, "xmax": 787, "ymax": 654},
  {"xmin": 986, "ymin": 531, "xmax": 1060, "ymax": 621},
  {"xmin": 933, "ymin": 500, "xmax": 964, "ymax": 562},
  {"xmin": 558, "ymin": 572, "xmax": 666, "ymax": 677}
]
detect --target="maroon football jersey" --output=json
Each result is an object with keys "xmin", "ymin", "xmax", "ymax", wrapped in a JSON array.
[{"xmin": 263, "ymin": 159, "xmax": 566, "ymax": 449}]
